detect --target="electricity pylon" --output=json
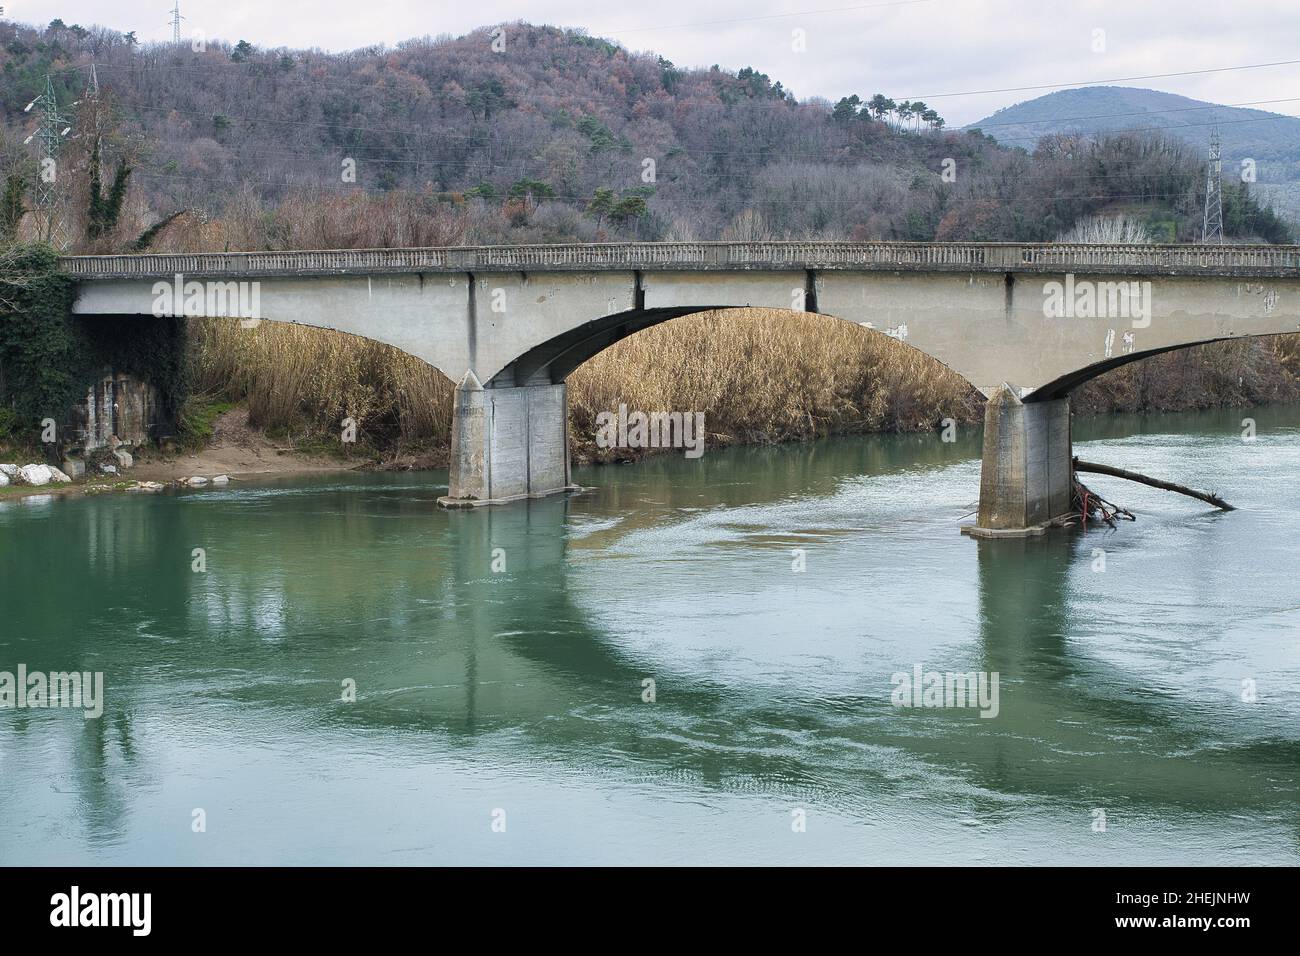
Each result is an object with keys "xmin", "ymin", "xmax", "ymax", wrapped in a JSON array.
[
  {"xmin": 1202, "ymin": 129, "xmax": 1223, "ymax": 244},
  {"xmin": 29, "ymin": 75, "xmax": 72, "ymax": 248}
]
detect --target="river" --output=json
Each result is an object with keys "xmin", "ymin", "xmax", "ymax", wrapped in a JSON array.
[{"xmin": 1, "ymin": 405, "xmax": 1297, "ymax": 865}]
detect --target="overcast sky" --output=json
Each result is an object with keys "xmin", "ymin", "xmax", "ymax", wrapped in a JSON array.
[{"xmin": 9, "ymin": 0, "xmax": 1300, "ymax": 126}]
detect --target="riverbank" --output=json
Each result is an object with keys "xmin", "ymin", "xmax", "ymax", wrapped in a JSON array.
[
  {"xmin": 131, "ymin": 406, "xmax": 359, "ymax": 483},
  {"xmin": 0, "ymin": 407, "xmax": 359, "ymax": 502},
  {"xmin": 5, "ymin": 367, "xmax": 1298, "ymax": 503}
]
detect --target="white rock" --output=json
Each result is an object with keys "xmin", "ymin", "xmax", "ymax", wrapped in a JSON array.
[
  {"xmin": 211, "ymin": 474, "xmax": 230, "ymax": 485},
  {"xmin": 126, "ymin": 480, "xmax": 165, "ymax": 493},
  {"xmin": 100, "ymin": 464, "xmax": 118, "ymax": 475},
  {"xmin": 0, "ymin": 464, "xmax": 18, "ymax": 478},
  {"xmin": 0, "ymin": 472, "xmax": 8, "ymax": 487},
  {"xmin": 186, "ymin": 476, "xmax": 209, "ymax": 487},
  {"xmin": 18, "ymin": 464, "xmax": 53, "ymax": 486},
  {"xmin": 112, "ymin": 448, "xmax": 134, "ymax": 469},
  {"xmin": 48, "ymin": 467, "xmax": 72, "ymax": 483}
]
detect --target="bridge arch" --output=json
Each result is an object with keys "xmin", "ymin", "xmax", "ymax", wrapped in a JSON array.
[
  {"xmin": 1029, "ymin": 331, "xmax": 1294, "ymax": 401},
  {"xmin": 490, "ymin": 303, "xmax": 977, "ymax": 392}
]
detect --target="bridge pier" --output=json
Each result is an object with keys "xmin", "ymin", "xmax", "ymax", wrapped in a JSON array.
[
  {"xmin": 963, "ymin": 385, "xmax": 1073, "ymax": 538},
  {"xmin": 438, "ymin": 371, "xmax": 576, "ymax": 508}
]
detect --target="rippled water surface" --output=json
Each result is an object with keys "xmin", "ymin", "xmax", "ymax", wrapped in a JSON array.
[{"xmin": 1, "ymin": 406, "xmax": 1298, "ymax": 864}]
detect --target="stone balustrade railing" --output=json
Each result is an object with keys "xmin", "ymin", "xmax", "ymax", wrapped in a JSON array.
[{"xmin": 59, "ymin": 242, "xmax": 1300, "ymax": 278}]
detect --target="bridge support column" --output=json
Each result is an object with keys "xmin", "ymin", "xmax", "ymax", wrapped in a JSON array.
[
  {"xmin": 438, "ymin": 371, "xmax": 576, "ymax": 508},
  {"xmin": 963, "ymin": 385, "xmax": 1073, "ymax": 538}
]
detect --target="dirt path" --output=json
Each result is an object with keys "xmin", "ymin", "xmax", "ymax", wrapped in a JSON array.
[{"xmin": 130, "ymin": 407, "xmax": 359, "ymax": 482}]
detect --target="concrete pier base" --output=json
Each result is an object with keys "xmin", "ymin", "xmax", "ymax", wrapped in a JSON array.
[
  {"xmin": 962, "ymin": 384, "xmax": 1073, "ymax": 538},
  {"xmin": 439, "ymin": 371, "xmax": 577, "ymax": 508}
]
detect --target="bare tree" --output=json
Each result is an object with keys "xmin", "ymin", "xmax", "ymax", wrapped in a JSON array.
[
  {"xmin": 1057, "ymin": 215, "xmax": 1154, "ymax": 243},
  {"xmin": 721, "ymin": 208, "xmax": 775, "ymax": 241}
]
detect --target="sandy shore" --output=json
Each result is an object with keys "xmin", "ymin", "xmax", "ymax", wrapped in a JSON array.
[
  {"xmin": 130, "ymin": 407, "xmax": 357, "ymax": 482},
  {"xmin": 1, "ymin": 409, "xmax": 359, "ymax": 501}
]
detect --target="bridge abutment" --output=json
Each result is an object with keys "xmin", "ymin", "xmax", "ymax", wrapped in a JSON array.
[
  {"xmin": 963, "ymin": 385, "xmax": 1073, "ymax": 538},
  {"xmin": 439, "ymin": 372, "xmax": 575, "ymax": 508}
]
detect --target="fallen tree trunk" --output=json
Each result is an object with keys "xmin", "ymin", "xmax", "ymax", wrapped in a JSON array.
[{"xmin": 1073, "ymin": 458, "xmax": 1235, "ymax": 511}]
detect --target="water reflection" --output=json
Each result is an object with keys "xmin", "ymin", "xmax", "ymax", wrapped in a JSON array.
[{"xmin": 1, "ymin": 407, "xmax": 1298, "ymax": 862}]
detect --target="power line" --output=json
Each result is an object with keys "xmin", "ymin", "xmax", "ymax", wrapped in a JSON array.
[
  {"xmin": 900, "ymin": 58, "xmax": 1300, "ymax": 101},
  {"xmin": 127, "ymin": 162, "xmax": 1218, "ymax": 208},
  {"xmin": 105, "ymin": 105, "xmax": 1300, "ymax": 184},
  {"xmin": 973, "ymin": 108, "xmax": 1300, "ymax": 146},
  {"xmin": 220, "ymin": 32, "xmax": 1278, "ymax": 106},
  {"xmin": 125, "ymin": 130, "xmax": 1300, "ymax": 194},
  {"xmin": 150, "ymin": 138, "xmax": 1238, "ymax": 180},
  {"xmin": 86, "ymin": 52, "xmax": 1300, "ymax": 133},
  {"xmin": 72, "ymin": 26, "xmax": 1300, "ymax": 109},
  {"xmin": 94, "ymin": 93, "xmax": 1290, "ymax": 202},
  {"xmin": 102, "ymin": 84, "xmax": 1300, "ymax": 160},
  {"xmin": 966, "ymin": 95, "xmax": 1300, "ymax": 132},
  {"xmin": 69, "ymin": 62, "xmax": 1300, "ymax": 189},
  {"xmin": 600, "ymin": 0, "xmax": 931, "ymax": 35},
  {"xmin": 42, "ymin": 48, "xmax": 1299, "ymax": 225}
]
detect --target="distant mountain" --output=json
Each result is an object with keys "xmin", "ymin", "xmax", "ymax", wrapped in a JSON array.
[{"xmin": 968, "ymin": 86, "xmax": 1300, "ymax": 217}]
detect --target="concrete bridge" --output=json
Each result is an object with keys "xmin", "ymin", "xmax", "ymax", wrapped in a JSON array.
[{"xmin": 63, "ymin": 241, "xmax": 1300, "ymax": 535}]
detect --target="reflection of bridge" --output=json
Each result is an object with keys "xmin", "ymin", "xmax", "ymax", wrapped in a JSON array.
[
  {"xmin": 12, "ymin": 459, "xmax": 1291, "ymax": 859},
  {"xmin": 64, "ymin": 242, "xmax": 1300, "ymax": 534}
]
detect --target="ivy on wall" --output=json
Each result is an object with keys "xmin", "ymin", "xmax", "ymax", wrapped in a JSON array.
[
  {"xmin": 80, "ymin": 314, "xmax": 187, "ymax": 418},
  {"xmin": 0, "ymin": 243, "xmax": 186, "ymax": 443},
  {"xmin": 0, "ymin": 244, "xmax": 83, "ymax": 438}
]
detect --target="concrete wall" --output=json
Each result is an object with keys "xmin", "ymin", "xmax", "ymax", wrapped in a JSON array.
[
  {"xmin": 72, "ymin": 273, "xmax": 472, "ymax": 374},
  {"xmin": 469, "ymin": 273, "xmax": 636, "ymax": 386},
  {"xmin": 65, "ymin": 371, "xmax": 170, "ymax": 453},
  {"xmin": 642, "ymin": 271, "xmax": 807, "ymax": 310},
  {"xmin": 74, "ymin": 269, "xmax": 1300, "ymax": 398},
  {"xmin": 975, "ymin": 386, "xmax": 1072, "ymax": 533},
  {"xmin": 73, "ymin": 271, "xmax": 639, "ymax": 389},
  {"xmin": 445, "ymin": 375, "xmax": 570, "ymax": 505},
  {"xmin": 818, "ymin": 271, "xmax": 1300, "ymax": 397}
]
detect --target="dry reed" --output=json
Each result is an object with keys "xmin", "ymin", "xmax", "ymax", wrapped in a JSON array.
[{"xmin": 186, "ymin": 309, "xmax": 1298, "ymax": 461}]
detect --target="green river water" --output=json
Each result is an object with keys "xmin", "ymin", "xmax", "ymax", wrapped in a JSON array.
[{"xmin": 1, "ymin": 405, "xmax": 1297, "ymax": 865}]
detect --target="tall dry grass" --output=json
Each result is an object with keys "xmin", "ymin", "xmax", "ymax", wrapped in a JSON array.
[
  {"xmin": 185, "ymin": 310, "xmax": 1299, "ymax": 463},
  {"xmin": 567, "ymin": 309, "xmax": 980, "ymax": 459},
  {"xmin": 150, "ymin": 188, "xmax": 478, "ymax": 254},
  {"xmin": 187, "ymin": 318, "xmax": 454, "ymax": 454},
  {"xmin": 1074, "ymin": 336, "xmax": 1299, "ymax": 414},
  {"xmin": 185, "ymin": 309, "xmax": 981, "ymax": 460}
]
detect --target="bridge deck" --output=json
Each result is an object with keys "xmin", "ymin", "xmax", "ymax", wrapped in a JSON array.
[{"xmin": 59, "ymin": 242, "xmax": 1300, "ymax": 279}]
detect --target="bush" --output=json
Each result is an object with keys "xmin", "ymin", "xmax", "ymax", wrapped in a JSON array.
[
  {"xmin": 176, "ymin": 398, "xmax": 234, "ymax": 450},
  {"xmin": 0, "ymin": 244, "xmax": 187, "ymax": 444},
  {"xmin": 0, "ymin": 244, "xmax": 83, "ymax": 440},
  {"xmin": 0, "ymin": 404, "xmax": 18, "ymax": 439}
]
